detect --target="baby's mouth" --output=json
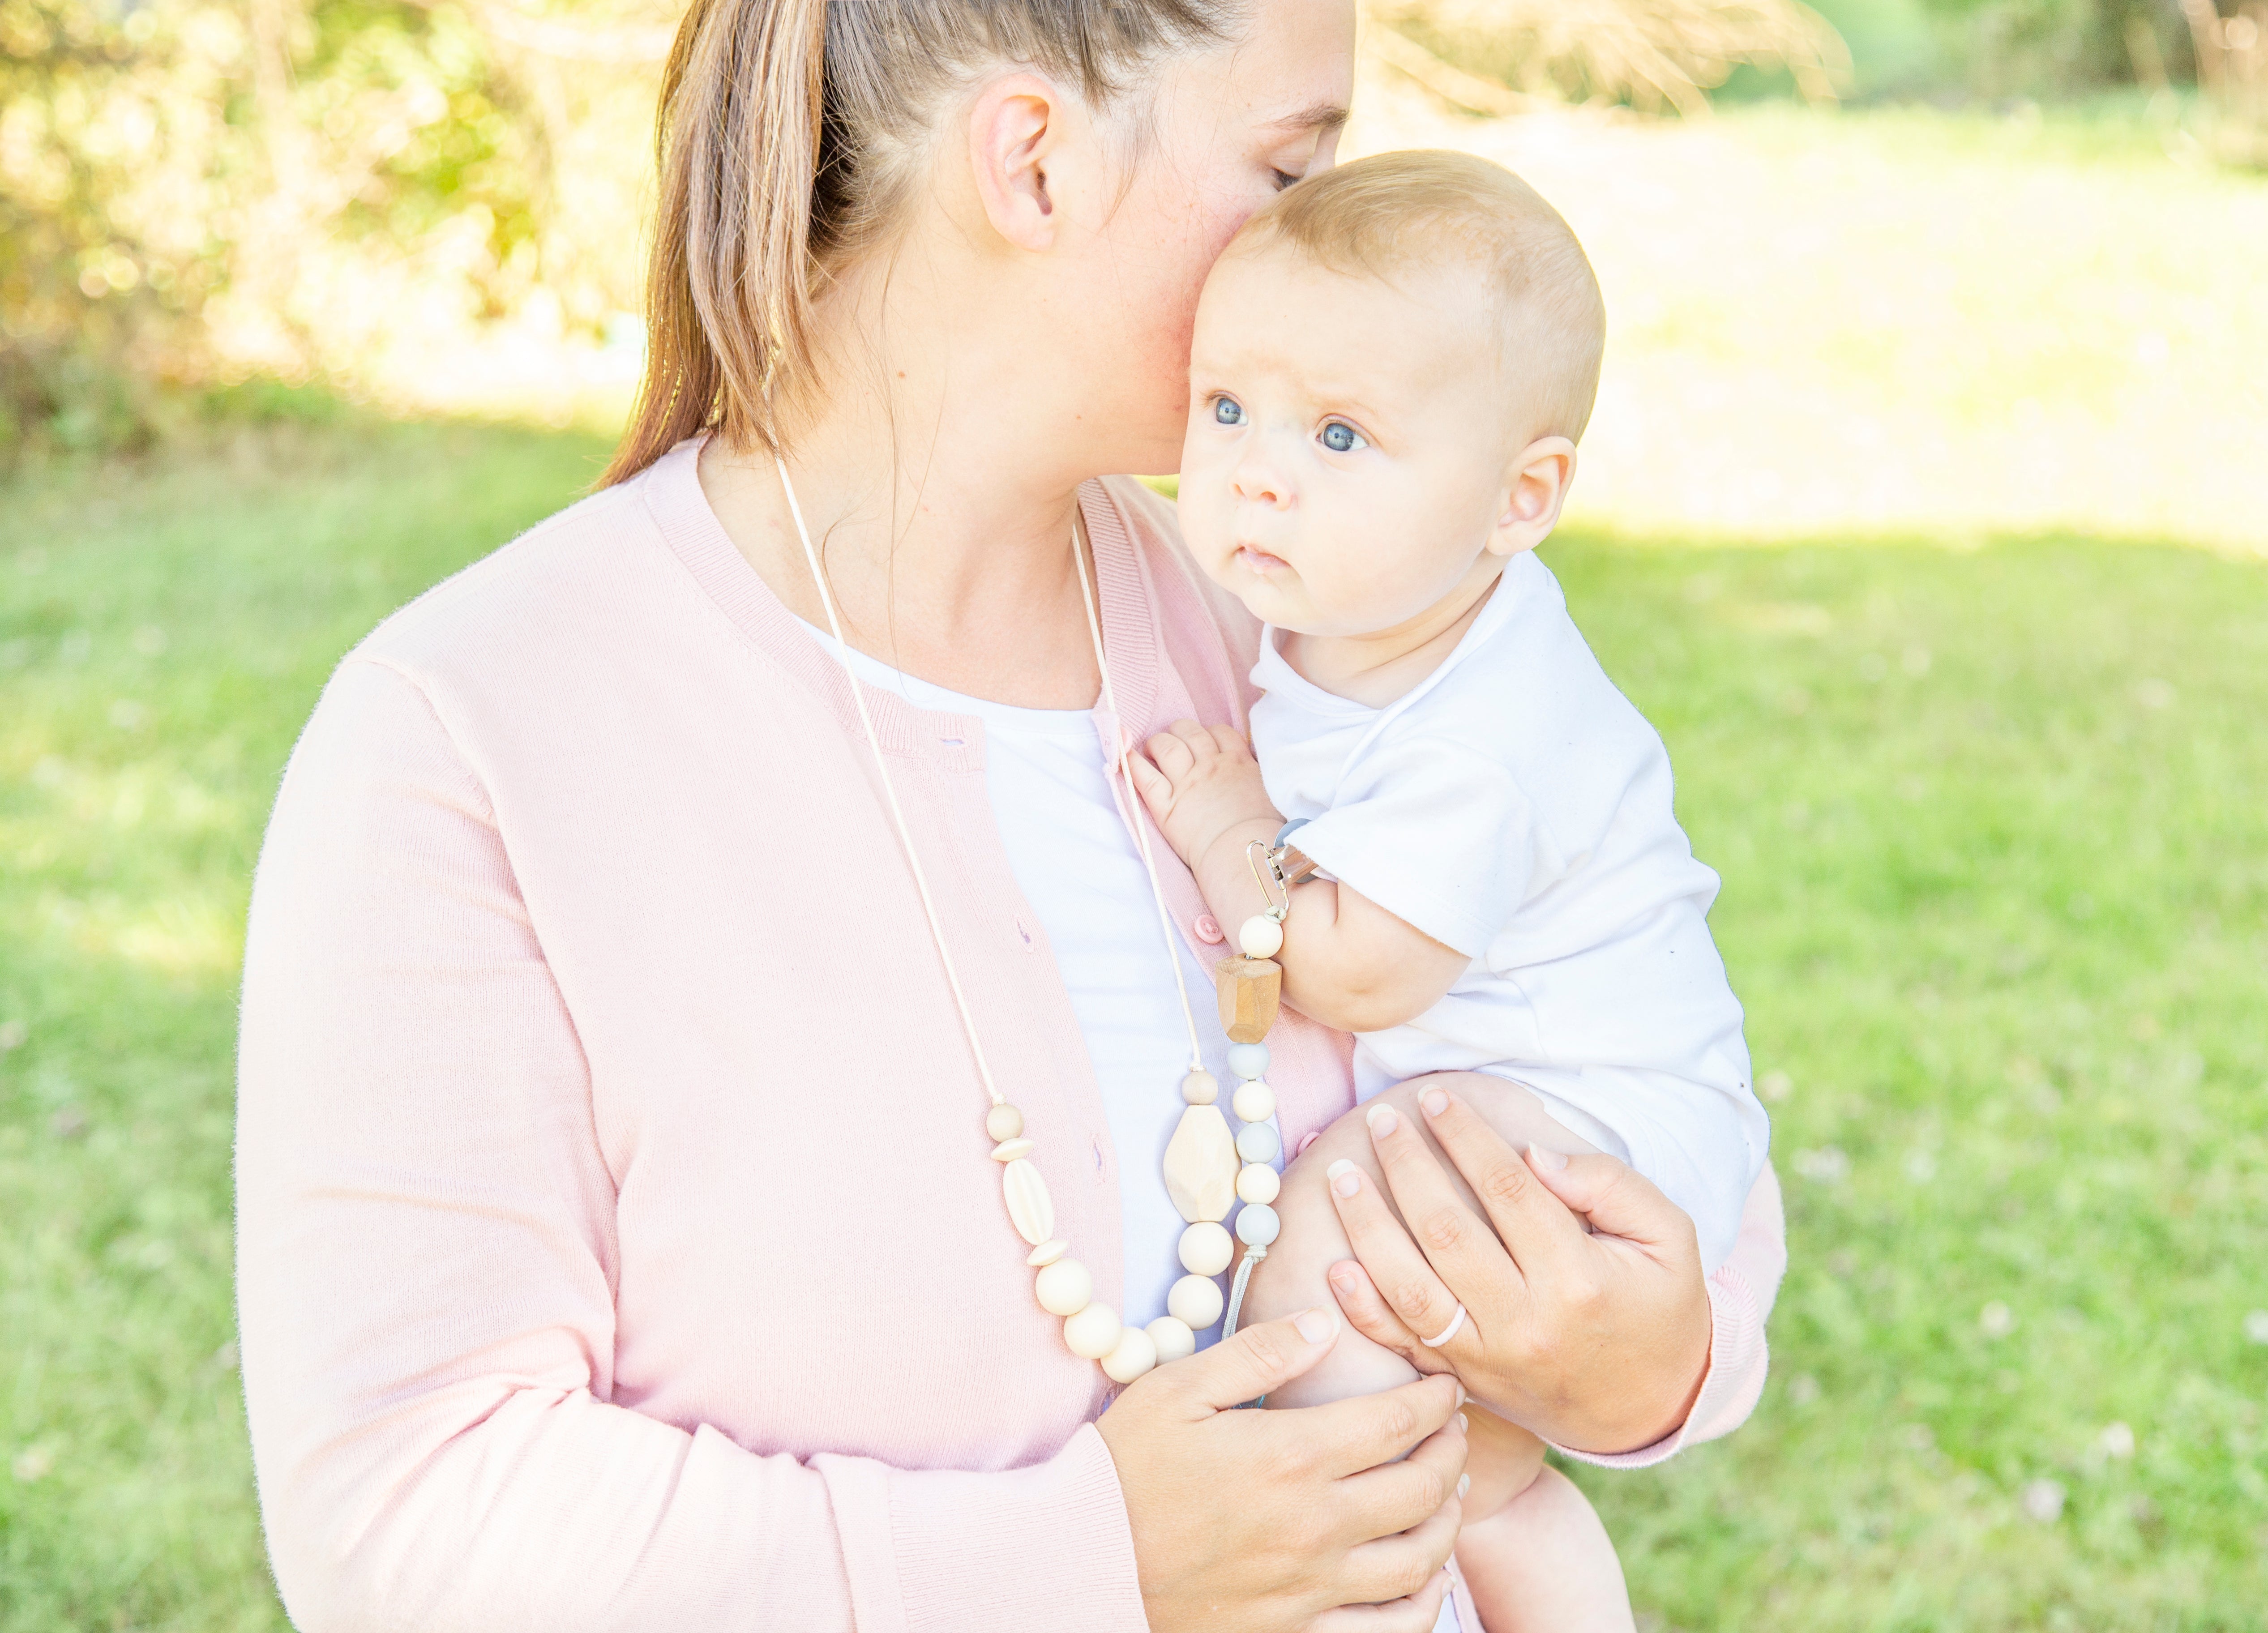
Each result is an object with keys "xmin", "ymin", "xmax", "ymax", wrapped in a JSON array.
[{"xmin": 1236, "ymin": 544, "xmax": 1290, "ymax": 575}]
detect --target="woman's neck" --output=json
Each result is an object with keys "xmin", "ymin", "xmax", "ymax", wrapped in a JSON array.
[{"xmin": 697, "ymin": 241, "xmax": 1112, "ymax": 710}]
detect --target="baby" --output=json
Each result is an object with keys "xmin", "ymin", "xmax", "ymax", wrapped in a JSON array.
[{"xmin": 1132, "ymin": 150, "xmax": 1769, "ymax": 1630}]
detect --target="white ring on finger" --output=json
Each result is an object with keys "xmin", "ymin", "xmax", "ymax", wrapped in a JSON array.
[{"xmin": 1420, "ymin": 1303, "xmax": 1467, "ymax": 1349}]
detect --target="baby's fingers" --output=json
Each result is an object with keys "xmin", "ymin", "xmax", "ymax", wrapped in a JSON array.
[
  {"xmin": 1126, "ymin": 750, "xmax": 1174, "ymax": 818},
  {"xmin": 1143, "ymin": 729, "xmax": 1198, "ymax": 779}
]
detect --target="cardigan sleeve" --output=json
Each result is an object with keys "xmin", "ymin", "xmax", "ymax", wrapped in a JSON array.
[
  {"xmin": 1550, "ymin": 1161, "xmax": 1788, "ymax": 1469},
  {"xmin": 235, "ymin": 658, "xmax": 1147, "ymax": 1633}
]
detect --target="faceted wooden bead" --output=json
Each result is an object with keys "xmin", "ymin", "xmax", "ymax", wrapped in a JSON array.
[
  {"xmin": 1026, "ymin": 1238, "xmax": 1070, "ymax": 1266},
  {"xmin": 1180, "ymin": 1069, "xmax": 1218, "ymax": 1105},
  {"xmin": 1162, "ymin": 1104, "xmax": 1238, "ymax": 1223},
  {"xmin": 1101, "ymin": 1325, "xmax": 1159, "ymax": 1384},
  {"xmin": 1239, "ymin": 915, "xmax": 1285, "ymax": 958},
  {"xmin": 989, "ymin": 1137, "xmax": 1036, "ymax": 1162},
  {"xmin": 1035, "ymin": 1256, "xmax": 1094, "ymax": 1317},
  {"xmin": 1178, "ymin": 1220, "xmax": 1234, "ymax": 1276},
  {"xmin": 986, "ymin": 1104, "xmax": 1024, "ymax": 1142},
  {"xmin": 1147, "ymin": 1315, "xmax": 1197, "ymax": 1365},
  {"xmin": 1237, "ymin": 1163, "xmax": 1281, "ymax": 1206},
  {"xmin": 1232, "ymin": 1079, "xmax": 1276, "ymax": 1123},
  {"xmin": 1215, "ymin": 956, "xmax": 1283, "ymax": 1045},
  {"xmin": 1063, "ymin": 1301, "xmax": 1122, "ymax": 1359},
  {"xmin": 1168, "ymin": 1272, "xmax": 1225, "ymax": 1331},
  {"xmin": 1001, "ymin": 1158, "xmax": 1055, "ymax": 1245}
]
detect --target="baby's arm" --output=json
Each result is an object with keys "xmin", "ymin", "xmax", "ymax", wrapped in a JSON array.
[{"xmin": 1129, "ymin": 721, "xmax": 1467, "ymax": 1034}]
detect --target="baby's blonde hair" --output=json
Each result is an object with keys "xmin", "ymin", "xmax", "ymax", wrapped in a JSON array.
[{"xmin": 1231, "ymin": 149, "xmax": 1606, "ymax": 443}]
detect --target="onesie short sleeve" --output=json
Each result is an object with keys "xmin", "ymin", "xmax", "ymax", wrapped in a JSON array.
[{"xmin": 1289, "ymin": 734, "xmax": 1540, "ymax": 959}]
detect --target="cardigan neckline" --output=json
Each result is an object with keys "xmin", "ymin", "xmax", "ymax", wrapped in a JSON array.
[{"xmin": 638, "ymin": 437, "xmax": 1164, "ymax": 772}]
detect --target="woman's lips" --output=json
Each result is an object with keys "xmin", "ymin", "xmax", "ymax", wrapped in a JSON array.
[{"xmin": 1236, "ymin": 545, "xmax": 1289, "ymax": 574}]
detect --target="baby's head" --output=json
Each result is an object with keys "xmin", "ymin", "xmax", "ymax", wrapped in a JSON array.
[{"xmin": 1178, "ymin": 150, "xmax": 1604, "ymax": 638}]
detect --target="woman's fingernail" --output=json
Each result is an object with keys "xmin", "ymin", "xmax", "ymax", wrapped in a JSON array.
[
  {"xmin": 1455, "ymin": 1382, "xmax": 1468, "ymax": 1408},
  {"xmin": 1365, "ymin": 1103, "xmax": 1399, "ymax": 1138},
  {"xmin": 1294, "ymin": 1307, "xmax": 1340, "ymax": 1344},
  {"xmin": 1458, "ymin": 1474, "xmax": 1471, "ymax": 1498},
  {"xmin": 1527, "ymin": 1142, "xmax": 1568, "ymax": 1172},
  {"xmin": 1421, "ymin": 1087, "xmax": 1449, "ymax": 1117},
  {"xmin": 1455, "ymin": 1411, "xmax": 1470, "ymax": 1433},
  {"xmin": 1328, "ymin": 1261, "xmax": 1359, "ymax": 1292},
  {"xmin": 1327, "ymin": 1158, "xmax": 1361, "ymax": 1197}
]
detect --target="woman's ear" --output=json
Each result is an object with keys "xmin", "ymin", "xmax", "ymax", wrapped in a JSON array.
[
  {"xmin": 966, "ymin": 73, "xmax": 1077, "ymax": 253},
  {"xmin": 1487, "ymin": 437, "xmax": 1578, "ymax": 558}
]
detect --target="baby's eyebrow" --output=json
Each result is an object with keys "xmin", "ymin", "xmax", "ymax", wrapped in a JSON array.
[{"xmin": 1262, "ymin": 99, "xmax": 1351, "ymax": 136}]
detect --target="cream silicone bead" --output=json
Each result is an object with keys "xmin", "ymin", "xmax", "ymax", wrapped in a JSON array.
[
  {"xmin": 1147, "ymin": 1315, "xmax": 1197, "ymax": 1365},
  {"xmin": 1231, "ymin": 1079, "xmax": 1275, "ymax": 1124},
  {"xmin": 1101, "ymin": 1325, "xmax": 1160, "ymax": 1384},
  {"xmin": 1177, "ymin": 1220, "xmax": 1234, "ymax": 1277},
  {"xmin": 1034, "ymin": 1257, "xmax": 1093, "ymax": 1317},
  {"xmin": 1236, "ymin": 1163, "xmax": 1280, "ymax": 1206},
  {"xmin": 1026, "ymin": 1239, "xmax": 1070, "ymax": 1267},
  {"xmin": 1168, "ymin": 1273, "xmax": 1225, "ymax": 1331},
  {"xmin": 989, "ymin": 1137, "xmax": 1036, "ymax": 1162},
  {"xmin": 1063, "ymin": 1301, "xmax": 1122, "ymax": 1359},
  {"xmin": 1238, "ymin": 915, "xmax": 1284, "ymax": 958},
  {"xmin": 985, "ymin": 1104, "xmax": 1024, "ymax": 1141},
  {"xmin": 1001, "ymin": 1158, "xmax": 1055, "ymax": 1245}
]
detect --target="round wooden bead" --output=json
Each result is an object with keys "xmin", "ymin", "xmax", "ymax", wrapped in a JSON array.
[
  {"xmin": 1235, "ymin": 1202, "xmax": 1281, "ymax": 1247},
  {"xmin": 1236, "ymin": 1121, "xmax": 1280, "ymax": 1165},
  {"xmin": 989, "ymin": 1137, "xmax": 1036, "ymax": 1162},
  {"xmin": 1168, "ymin": 1273, "xmax": 1225, "ymax": 1331},
  {"xmin": 1237, "ymin": 1163, "xmax": 1280, "ymax": 1205},
  {"xmin": 1178, "ymin": 1220, "xmax": 1234, "ymax": 1276},
  {"xmin": 1180, "ymin": 1069, "xmax": 1218, "ymax": 1106},
  {"xmin": 1232, "ymin": 1079, "xmax": 1275, "ymax": 1123},
  {"xmin": 986, "ymin": 1104, "xmax": 1024, "ymax": 1141},
  {"xmin": 1101, "ymin": 1325, "xmax": 1160, "ymax": 1384},
  {"xmin": 1147, "ymin": 1315, "xmax": 1198, "ymax": 1365},
  {"xmin": 1035, "ymin": 1256, "xmax": 1094, "ymax": 1317},
  {"xmin": 1239, "ymin": 915, "xmax": 1285, "ymax": 958},
  {"xmin": 1026, "ymin": 1238, "xmax": 1070, "ymax": 1267},
  {"xmin": 1225, "ymin": 1042, "xmax": 1270, "ymax": 1081},
  {"xmin": 1063, "ymin": 1301, "xmax": 1122, "ymax": 1359}
]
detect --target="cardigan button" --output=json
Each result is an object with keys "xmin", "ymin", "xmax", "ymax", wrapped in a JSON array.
[{"xmin": 1194, "ymin": 914, "xmax": 1225, "ymax": 944}]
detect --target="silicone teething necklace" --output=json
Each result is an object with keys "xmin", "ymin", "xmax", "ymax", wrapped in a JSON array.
[{"xmin": 778, "ymin": 462, "xmax": 1292, "ymax": 1380}]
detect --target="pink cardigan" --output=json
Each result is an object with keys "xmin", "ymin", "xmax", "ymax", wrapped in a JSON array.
[{"xmin": 235, "ymin": 441, "xmax": 1784, "ymax": 1631}]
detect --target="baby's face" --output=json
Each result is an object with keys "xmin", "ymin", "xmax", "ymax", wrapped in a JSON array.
[{"xmin": 1177, "ymin": 246, "xmax": 1522, "ymax": 638}]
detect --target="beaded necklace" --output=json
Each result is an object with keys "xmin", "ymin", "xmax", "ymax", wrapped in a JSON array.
[{"xmin": 778, "ymin": 461, "xmax": 1290, "ymax": 1381}]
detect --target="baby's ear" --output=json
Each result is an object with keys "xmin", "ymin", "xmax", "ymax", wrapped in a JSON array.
[{"xmin": 1488, "ymin": 437, "xmax": 1578, "ymax": 558}]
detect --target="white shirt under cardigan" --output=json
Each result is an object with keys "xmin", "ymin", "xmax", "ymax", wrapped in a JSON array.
[
  {"xmin": 1250, "ymin": 551, "xmax": 1769, "ymax": 1271},
  {"xmin": 804, "ymin": 627, "xmax": 1462, "ymax": 1633}
]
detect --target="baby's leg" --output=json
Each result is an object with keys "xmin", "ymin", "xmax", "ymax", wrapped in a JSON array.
[
  {"xmin": 1241, "ymin": 1072, "xmax": 1596, "ymax": 1410},
  {"xmin": 1456, "ymin": 1468, "xmax": 1637, "ymax": 1633}
]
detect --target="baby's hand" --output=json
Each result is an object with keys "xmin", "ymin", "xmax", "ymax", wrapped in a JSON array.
[{"xmin": 1128, "ymin": 720, "xmax": 1282, "ymax": 876}]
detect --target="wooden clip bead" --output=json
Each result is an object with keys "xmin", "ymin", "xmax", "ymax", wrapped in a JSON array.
[{"xmin": 1215, "ymin": 955, "xmax": 1282, "ymax": 1044}]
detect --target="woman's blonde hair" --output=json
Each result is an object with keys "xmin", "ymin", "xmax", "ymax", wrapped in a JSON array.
[{"xmin": 603, "ymin": 0, "xmax": 1237, "ymax": 488}]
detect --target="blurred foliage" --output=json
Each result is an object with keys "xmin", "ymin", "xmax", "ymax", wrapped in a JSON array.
[{"xmin": 0, "ymin": 0, "xmax": 664, "ymax": 459}]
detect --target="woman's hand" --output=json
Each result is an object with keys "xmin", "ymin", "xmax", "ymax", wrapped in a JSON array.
[
  {"xmin": 1096, "ymin": 1306, "xmax": 1466, "ymax": 1633},
  {"xmin": 1324, "ymin": 1086, "xmax": 1712, "ymax": 1456}
]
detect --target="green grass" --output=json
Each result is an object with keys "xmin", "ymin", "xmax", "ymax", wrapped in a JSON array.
[{"xmin": 4, "ymin": 420, "xmax": 2265, "ymax": 1629}]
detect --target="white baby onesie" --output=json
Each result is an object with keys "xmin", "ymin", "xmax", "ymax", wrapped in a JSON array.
[{"xmin": 1250, "ymin": 551, "xmax": 1767, "ymax": 1270}]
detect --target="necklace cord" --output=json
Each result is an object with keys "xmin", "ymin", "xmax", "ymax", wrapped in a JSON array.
[
  {"xmin": 775, "ymin": 458, "xmax": 1006, "ymax": 1107},
  {"xmin": 1068, "ymin": 513, "xmax": 1208, "ymax": 1074}
]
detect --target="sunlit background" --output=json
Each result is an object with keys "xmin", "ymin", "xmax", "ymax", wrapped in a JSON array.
[{"xmin": 3, "ymin": 1, "xmax": 2266, "ymax": 1627}]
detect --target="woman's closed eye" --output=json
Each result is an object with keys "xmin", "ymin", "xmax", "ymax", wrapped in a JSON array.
[{"xmin": 1319, "ymin": 419, "xmax": 1367, "ymax": 453}]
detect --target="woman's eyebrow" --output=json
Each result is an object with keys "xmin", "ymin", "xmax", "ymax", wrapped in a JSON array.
[{"xmin": 1264, "ymin": 99, "xmax": 1351, "ymax": 136}]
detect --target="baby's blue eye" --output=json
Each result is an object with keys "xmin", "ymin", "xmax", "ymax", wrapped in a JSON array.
[
  {"xmin": 1320, "ymin": 421, "xmax": 1365, "ymax": 453},
  {"xmin": 1213, "ymin": 397, "xmax": 1245, "ymax": 426}
]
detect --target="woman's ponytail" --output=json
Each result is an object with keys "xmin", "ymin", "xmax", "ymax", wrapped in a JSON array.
[{"xmin": 602, "ymin": 0, "xmax": 1237, "ymax": 489}]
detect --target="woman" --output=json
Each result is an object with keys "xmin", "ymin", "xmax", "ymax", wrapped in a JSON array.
[{"xmin": 234, "ymin": 1, "xmax": 1784, "ymax": 1629}]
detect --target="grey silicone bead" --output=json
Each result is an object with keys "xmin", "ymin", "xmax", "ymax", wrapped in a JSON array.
[
  {"xmin": 1235, "ymin": 1121, "xmax": 1280, "ymax": 1165},
  {"xmin": 1235, "ymin": 1203, "xmax": 1281, "ymax": 1247},
  {"xmin": 1225, "ymin": 1042, "xmax": 1271, "ymax": 1081}
]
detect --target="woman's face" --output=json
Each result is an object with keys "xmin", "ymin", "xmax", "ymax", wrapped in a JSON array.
[{"xmin": 1078, "ymin": 0, "xmax": 1357, "ymax": 475}]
